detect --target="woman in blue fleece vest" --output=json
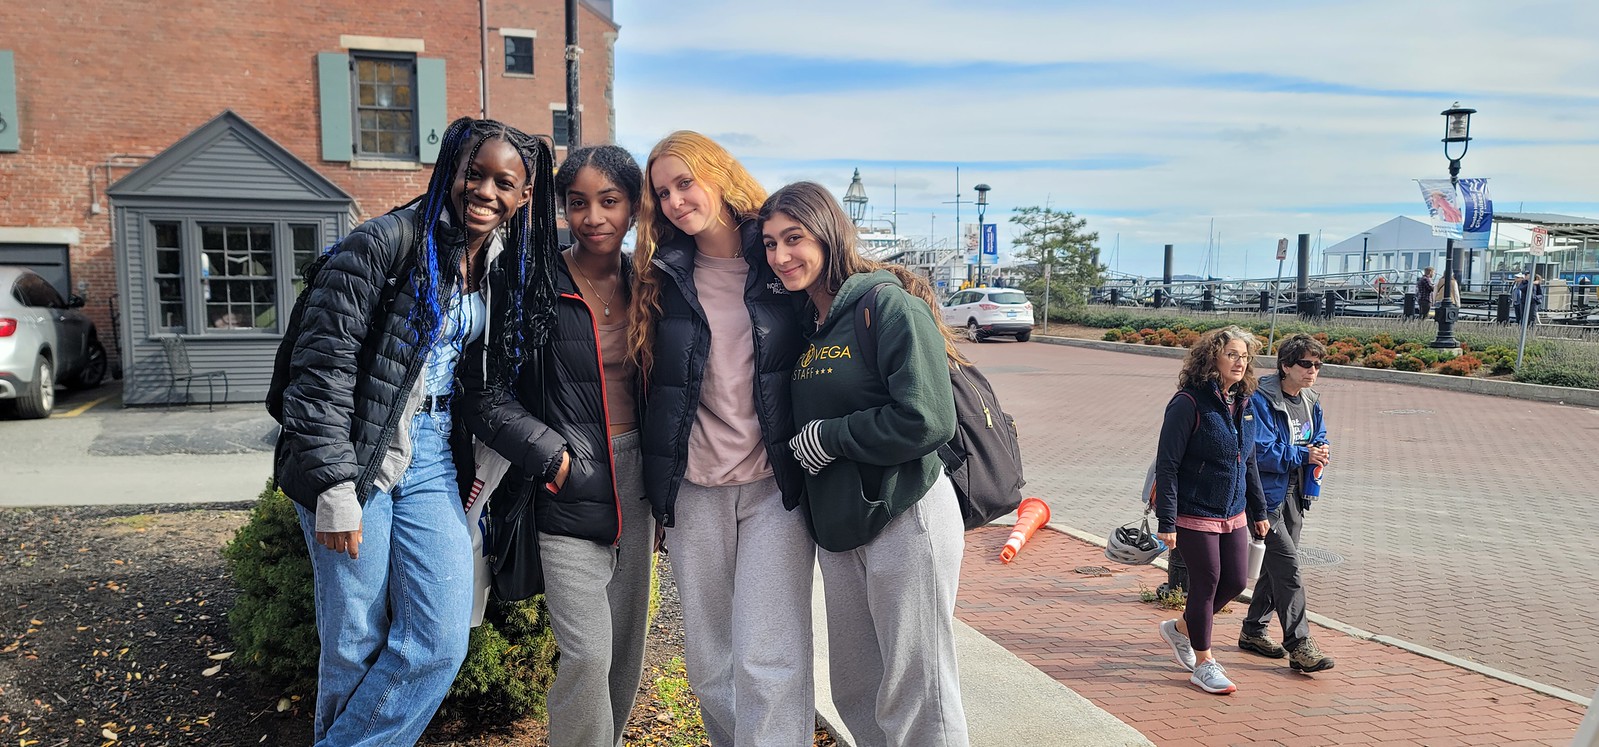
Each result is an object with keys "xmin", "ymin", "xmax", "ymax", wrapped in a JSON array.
[
  {"xmin": 1153, "ymin": 325, "xmax": 1269, "ymax": 695},
  {"xmin": 760, "ymin": 181, "xmax": 970, "ymax": 747}
]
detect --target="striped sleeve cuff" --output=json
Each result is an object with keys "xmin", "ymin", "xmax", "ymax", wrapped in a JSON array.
[{"xmin": 788, "ymin": 419, "xmax": 836, "ymax": 476}]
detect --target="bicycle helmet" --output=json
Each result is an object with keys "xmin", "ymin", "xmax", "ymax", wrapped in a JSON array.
[{"xmin": 1105, "ymin": 514, "xmax": 1167, "ymax": 565}]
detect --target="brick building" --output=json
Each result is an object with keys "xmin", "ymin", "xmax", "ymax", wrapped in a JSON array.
[{"xmin": 0, "ymin": 0, "xmax": 618, "ymax": 404}]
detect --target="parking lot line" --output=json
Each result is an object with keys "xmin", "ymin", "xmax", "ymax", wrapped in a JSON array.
[{"xmin": 59, "ymin": 392, "xmax": 116, "ymax": 418}]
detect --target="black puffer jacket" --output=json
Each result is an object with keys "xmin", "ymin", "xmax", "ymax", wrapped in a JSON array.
[
  {"xmin": 276, "ymin": 207, "xmax": 480, "ymax": 511},
  {"xmin": 458, "ymin": 253, "xmax": 640, "ymax": 545},
  {"xmin": 642, "ymin": 221, "xmax": 806, "ymax": 526}
]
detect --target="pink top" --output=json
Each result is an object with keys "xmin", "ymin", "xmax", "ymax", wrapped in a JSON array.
[
  {"xmin": 683, "ymin": 252, "xmax": 773, "ymax": 487},
  {"xmin": 595, "ymin": 319, "xmax": 637, "ymax": 435},
  {"xmin": 1176, "ymin": 512, "xmax": 1247, "ymax": 533}
]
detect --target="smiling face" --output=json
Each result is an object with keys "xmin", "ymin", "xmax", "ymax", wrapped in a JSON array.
[
  {"xmin": 1216, "ymin": 339, "xmax": 1251, "ymax": 389},
  {"xmin": 448, "ymin": 137, "xmax": 532, "ymax": 244},
  {"xmin": 565, "ymin": 165, "xmax": 633, "ymax": 257},
  {"xmin": 762, "ymin": 211, "xmax": 828, "ymax": 295},
  {"xmin": 650, "ymin": 155, "xmax": 723, "ymax": 236}
]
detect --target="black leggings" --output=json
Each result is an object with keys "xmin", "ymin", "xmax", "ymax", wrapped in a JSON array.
[{"xmin": 1177, "ymin": 523, "xmax": 1249, "ymax": 651}]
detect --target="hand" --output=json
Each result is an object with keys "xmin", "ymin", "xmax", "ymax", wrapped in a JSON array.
[
  {"xmin": 653, "ymin": 520, "xmax": 668, "ymax": 555},
  {"xmin": 547, "ymin": 450, "xmax": 572, "ymax": 494},
  {"xmin": 1307, "ymin": 445, "xmax": 1330, "ymax": 467},
  {"xmin": 1252, "ymin": 520, "xmax": 1271, "ymax": 539},
  {"xmin": 1157, "ymin": 532, "xmax": 1176, "ymax": 550},
  {"xmin": 315, "ymin": 528, "xmax": 363, "ymax": 559}
]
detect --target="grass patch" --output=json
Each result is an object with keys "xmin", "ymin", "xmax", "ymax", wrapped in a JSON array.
[
  {"xmin": 650, "ymin": 656, "xmax": 707, "ymax": 746},
  {"xmin": 1137, "ymin": 581, "xmax": 1187, "ymax": 610},
  {"xmin": 104, "ymin": 514, "xmax": 159, "ymax": 531}
]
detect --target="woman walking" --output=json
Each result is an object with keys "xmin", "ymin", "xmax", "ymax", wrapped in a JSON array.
[
  {"xmin": 761, "ymin": 181, "xmax": 969, "ymax": 747},
  {"xmin": 458, "ymin": 144, "xmax": 652, "ymax": 747},
  {"xmin": 1152, "ymin": 325, "xmax": 1270, "ymax": 695},
  {"xmin": 275, "ymin": 117, "xmax": 559, "ymax": 744},
  {"xmin": 627, "ymin": 132, "xmax": 813, "ymax": 746}
]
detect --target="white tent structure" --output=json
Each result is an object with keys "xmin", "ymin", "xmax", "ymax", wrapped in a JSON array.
[{"xmin": 1320, "ymin": 215, "xmax": 1536, "ymax": 286}]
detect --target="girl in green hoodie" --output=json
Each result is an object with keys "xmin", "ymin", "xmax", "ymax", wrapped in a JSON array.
[{"xmin": 760, "ymin": 181, "xmax": 970, "ymax": 747}]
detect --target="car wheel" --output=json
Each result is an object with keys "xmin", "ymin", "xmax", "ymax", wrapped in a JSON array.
[
  {"xmin": 15, "ymin": 356, "xmax": 55, "ymax": 419},
  {"xmin": 1016, "ymin": 330, "xmax": 1032, "ymax": 342},
  {"xmin": 966, "ymin": 320, "xmax": 984, "ymax": 343},
  {"xmin": 67, "ymin": 338, "xmax": 108, "ymax": 390}
]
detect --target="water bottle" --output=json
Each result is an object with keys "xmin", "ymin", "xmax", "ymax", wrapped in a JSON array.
[{"xmin": 1246, "ymin": 535, "xmax": 1266, "ymax": 587}]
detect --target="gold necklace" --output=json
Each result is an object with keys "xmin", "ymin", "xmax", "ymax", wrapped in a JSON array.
[{"xmin": 568, "ymin": 250, "xmax": 618, "ymax": 317}]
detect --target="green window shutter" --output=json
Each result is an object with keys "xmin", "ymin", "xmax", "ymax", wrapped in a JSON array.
[
  {"xmin": 416, "ymin": 57, "xmax": 446, "ymax": 164},
  {"xmin": 317, "ymin": 52, "xmax": 352, "ymax": 162},
  {"xmin": 0, "ymin": 51, "xmax": 19, "ymax": 153}
]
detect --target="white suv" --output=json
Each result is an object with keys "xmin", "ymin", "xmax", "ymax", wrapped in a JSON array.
[{"xmin": 941, "ymin": 287, "xmax": 1035, "ymax": 342}]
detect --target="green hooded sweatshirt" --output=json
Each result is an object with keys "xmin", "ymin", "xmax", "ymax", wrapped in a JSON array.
[{"xmin": 791, "ymin": 269, "xmax": 956, "ymax": 552}]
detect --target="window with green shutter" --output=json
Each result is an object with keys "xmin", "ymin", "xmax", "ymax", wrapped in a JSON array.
[
  {"xmin": 0, "ymin": 51, "xmax": 19, "ymax": 153},
  {"xmin": 317, "ymin": 51, "xmax": 445, "ymax": 164}
]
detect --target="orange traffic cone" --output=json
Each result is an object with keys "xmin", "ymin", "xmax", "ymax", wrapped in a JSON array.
[{"xmin": 999, "ymin": 497, "xmax": 1050, "ymax": 563}]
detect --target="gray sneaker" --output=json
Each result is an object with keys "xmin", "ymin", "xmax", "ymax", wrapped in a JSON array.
[
  {"xmin": 1189, "ymin": 659, "xmax": 1237, "ymax": 694},
  {"xmin": 1159, "ymin": 619, "xmax": 1196, "ymax": 672}
]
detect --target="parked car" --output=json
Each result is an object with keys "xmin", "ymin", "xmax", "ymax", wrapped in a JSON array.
[
  {"xmin": 0, "ymin": 267, "xmax": 109, "ymax": 418},
  {"xmin": 941, "ymin": 287, "xmax": 1035, "ymax": 342}
]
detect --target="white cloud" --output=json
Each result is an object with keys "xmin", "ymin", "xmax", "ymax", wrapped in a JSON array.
[{"xmin": 609, "ymin": 1, "xmax": 1599, "ymax": 277}]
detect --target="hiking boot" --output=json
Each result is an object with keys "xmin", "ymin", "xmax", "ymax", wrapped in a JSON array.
[
  {"xmin": 1289, "ymin": 638, "xmax": 1336, "ymax": 673},
  {"xmin": 1238, "ymin": 631, "xmax": 1287, "ymax": 659},
  {"xmin": 1159, "ymin": 619, "xmax": 1196, "ymax": 672},
  {"xmin": 1189, "ymin": 659, "xmax": 1237, "ymax": 694}
]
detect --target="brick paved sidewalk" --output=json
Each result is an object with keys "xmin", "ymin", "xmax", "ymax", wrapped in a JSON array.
[{"xmin": 955, "ymin": 525, "xmax": 1588, "ymax": 747}]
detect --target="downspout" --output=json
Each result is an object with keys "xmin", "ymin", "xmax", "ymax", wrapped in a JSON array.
[{"xmin": 479, "ymin": 0, "xmax": 490, "ymax": 118}]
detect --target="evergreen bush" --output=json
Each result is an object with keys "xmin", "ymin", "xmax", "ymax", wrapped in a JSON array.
[{"xmin": 224, "ymin": 481, "xmax": 561, "ymax": 724}]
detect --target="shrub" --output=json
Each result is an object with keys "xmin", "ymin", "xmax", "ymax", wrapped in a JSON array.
[
  {"xmin": 1372, "ymin": 333, "xmax": 1395, "ymax": 349},
  {"xmin": 1325, "ymin": 352, "xmax": 1352, "ymax": 365},
  {"xmin": 1362, "ymin": 351, "xmax": 1395, "ymax": 369},
  {"xmin": 1102, "ymin": 329, "xmax": 1122, "ymax": 342},
  {"xmin": 1515, "ymin": 345, "xmax": 1599, "ymax": 389},
  {"xmin": 1395, "ymin": 342, "xmax": 1422, "ymax": 354},
  {"xmin": 1393, "ymin": 354, "xmax": 1427, "ymax": 372},
  {"xmin": 225, "ymin": 482, "xmax": 560, "ymax": 724},
  {"xmin": 1437, "ymin": 355, "xmax": 1483, "ymax": 377}
]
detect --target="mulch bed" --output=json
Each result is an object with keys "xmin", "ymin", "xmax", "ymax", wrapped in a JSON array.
[{"xmin": 0, "ymin": 503, "xmax": 834, "ymax": 746}]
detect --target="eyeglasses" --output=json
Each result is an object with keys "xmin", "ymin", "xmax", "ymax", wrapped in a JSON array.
[
  {"xmin": 1289, "ymin": 360, "xmax": 1325, "ymax": 370},
  {"xmin": 1222, "ymin": 352, "xmax": 1252, "ymax": 362}
]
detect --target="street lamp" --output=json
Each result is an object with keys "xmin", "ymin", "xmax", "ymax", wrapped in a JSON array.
[
  {"xmin": 843, "ymin": 168, "xmax": 868, "ymax": 226},
  {"xmin": 974, "ymin": 183, "xmax": 991, "ymax": 286},
  {"xmin": 1430, "ymin": 103, "xmax": 1476, "ymax": 350}
]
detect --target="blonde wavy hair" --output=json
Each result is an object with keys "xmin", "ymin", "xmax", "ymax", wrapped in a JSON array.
[
  {"xmin": 627, "ymin": 131, "xmax": 768, "ymax": 378},
  {"xmin": 1177, "ymin": 325, "xmax": 1261, "ymax": 397}
]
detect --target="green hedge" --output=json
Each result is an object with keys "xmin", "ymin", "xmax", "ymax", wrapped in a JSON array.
[{"xmin": 224, "ymin": 482, "xmax": 559, "ymax": 724}]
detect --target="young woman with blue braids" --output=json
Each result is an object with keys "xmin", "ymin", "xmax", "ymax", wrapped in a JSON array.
[{"xmin": 275, "ymin": 116, "xmax": 559, "ymax": 745}]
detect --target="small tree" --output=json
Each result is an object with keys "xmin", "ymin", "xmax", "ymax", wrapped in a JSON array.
[{"xmin": 1009, "ymin": 206, "xmax": 1105, "ymax": 316}]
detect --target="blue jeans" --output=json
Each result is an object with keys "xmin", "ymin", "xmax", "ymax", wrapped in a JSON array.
[{"xmin": 296, "ymin": 412, "xmax": 473, "ymax": 746}]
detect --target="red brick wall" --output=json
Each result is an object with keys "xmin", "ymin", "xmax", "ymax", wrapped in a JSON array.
[{"xmin": 0, "ymin": 0, "xmax": 617, "ymax": 333}]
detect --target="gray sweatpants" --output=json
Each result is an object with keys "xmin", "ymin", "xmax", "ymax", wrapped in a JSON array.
[
  {"xmin": 667, "ymin": 476, "xmax": 816, "ymax": 747},
  {"xmin": 819, "ymin": 474, "xmax": 969, "ymax": 747},
  {"xmin": 539, "ymin": 430, "xmax": 654, "ymax": 747},
  {"xmin": 1243, "ymin": 492, "xmax": 1311, "ymax": 650}
]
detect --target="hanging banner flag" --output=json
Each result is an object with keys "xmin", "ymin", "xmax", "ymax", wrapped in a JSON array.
[
  {"xmin": 1458, "ymin": 177, "xmax": 1492, "ymax": 249},
  {"xmin": 1416, "ymin": 179, "xmax": 1463, "ymax": 238}
]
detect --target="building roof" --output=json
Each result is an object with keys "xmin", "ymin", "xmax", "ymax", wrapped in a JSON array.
[
  {"xmin": 1493, "ymin": 212, "xmax": 1599, "ymax": 241},
  {"xmin": 108, "ymin": 110, "xmax": 354, "ymax": 205}
]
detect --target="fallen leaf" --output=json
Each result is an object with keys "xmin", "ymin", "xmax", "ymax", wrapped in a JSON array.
[
  {"xmin": 102, "ymin": 727, "xmax": 119, "ymax": 740},
  {"xmin": 201, "ymin": 665, "xmax": 222, "ymax": 677},
  {"xmin": 276, "ymin": 698, "xmax": 291, "ymax": 712},
  {"xmin": 206, "ymin": 651, "xmax": 233, "ymax": 661}
]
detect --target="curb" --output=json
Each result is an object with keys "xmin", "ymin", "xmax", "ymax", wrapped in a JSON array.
[
  {"xmin": 1006, "ymin": 517, "xmax": 1595, "ymax": 707},
  {"xmin": 1033, "ymin": 335, "xmax": 1599, "ymax": 409}
]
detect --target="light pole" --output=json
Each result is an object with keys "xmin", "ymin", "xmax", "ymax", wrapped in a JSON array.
[
  {"xmin": 974, "ymin": 184, "xmax": 991, "ymax": 287},
  {"xmin": 1430, "ymin": 103, "xmax": 1475, "ymax": 350}
]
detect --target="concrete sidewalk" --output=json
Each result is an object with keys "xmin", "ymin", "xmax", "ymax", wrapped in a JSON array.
[
  {"xmin": 812, "ymin": 565, "xmax": 1153, "ymax": 747},
  {"xmin": 954, "ymin": 524, "xmax": 1588, "ymax": 746}
]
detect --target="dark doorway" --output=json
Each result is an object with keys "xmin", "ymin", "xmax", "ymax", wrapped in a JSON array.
[{"xmin": 0, "ymin": 243, "xmax": 71, "ymax": 297}]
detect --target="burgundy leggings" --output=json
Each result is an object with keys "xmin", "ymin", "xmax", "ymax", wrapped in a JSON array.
[{"xmin": 1177, "ymin": 523, "xmax": 1249, "ymax": 650}]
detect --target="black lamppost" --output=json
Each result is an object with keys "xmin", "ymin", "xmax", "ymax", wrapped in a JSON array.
[
  {"xmin": 1430, "ymin": 103, "xmax": 1475, "ymax": 350},
  {"xmin": 974, "ymin": 183, "xmax": 991, "ymax": 286}
]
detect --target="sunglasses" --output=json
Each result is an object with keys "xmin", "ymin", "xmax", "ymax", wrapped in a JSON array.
[{"xmin": 1289, "ymin": 360, "xmax": 1324, "ymax": 370}]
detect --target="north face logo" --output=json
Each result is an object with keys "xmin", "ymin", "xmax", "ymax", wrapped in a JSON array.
[{"xmin": 766, "ymin": 280, "xmax": 790, "ymax": 295}]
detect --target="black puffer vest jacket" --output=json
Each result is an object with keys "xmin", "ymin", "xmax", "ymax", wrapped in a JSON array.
[
  {"xmin": 642, "ymin": 221, "xmax": 807, "ymax": 526},
  {"xmin": 276, "ymin": 208, "xmax": 478, "ymax": 510},
  {"xmin": 457, "ymin": 253, "xmax": 641, "ymax": 545}
]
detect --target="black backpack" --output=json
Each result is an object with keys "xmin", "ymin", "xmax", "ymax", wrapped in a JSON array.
[
  {"xmin": 265, "ymin": 215, "xmax": 416, "ymax": 423},
  {"xmin": 855, "ymin": 282, "xmax": 1026, "ymax": 529}
]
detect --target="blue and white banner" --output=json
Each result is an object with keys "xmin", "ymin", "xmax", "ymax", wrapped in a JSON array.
[
  {"xmin": 1458, "ymin": 177, "xmax": 1492, "ymax": 249},
  {"xmin": 981, "ymin": 223, "xmax": 998, "ymax": 256},
  {"xmin": 1416, "ymin": 179, "xmax": 1463, "ymax": 239}
]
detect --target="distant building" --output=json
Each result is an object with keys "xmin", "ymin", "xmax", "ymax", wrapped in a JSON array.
[
  {"xmin": 1320, "ymin": 215, "xmax": 1541, "ymax": 286},
  {"xmin": 0, "ymin": 0, "xmax": 618, "ymax": 404}
]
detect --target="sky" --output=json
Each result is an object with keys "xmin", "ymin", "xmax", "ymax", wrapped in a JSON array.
[{"xmin": 609, "ymin": 0, "xmax": 1599, "ymax": 280}]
